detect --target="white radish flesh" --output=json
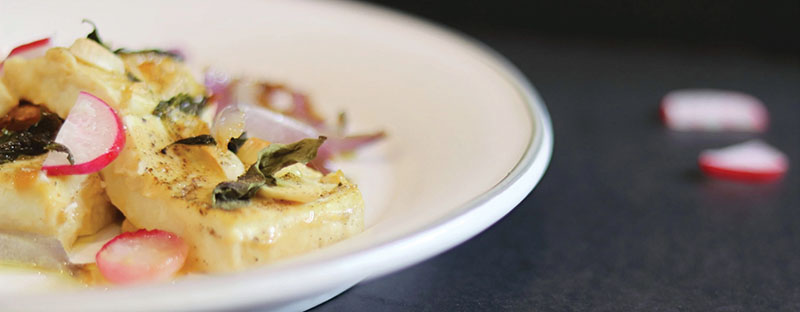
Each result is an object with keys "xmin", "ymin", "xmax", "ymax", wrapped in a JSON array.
[
  {"xmin": 661, "ymin": 89, "xmax": 768, "ymax": 132},
  {"xmin": 95, "ymin": 229, "xmax": 188, "ymax": 285},
  {"xmin": 699, "ymin": 140, "xmax": 788, "ymax": 182},
  {"xmin": 42, "ymin": 92, "xmax": 125, "ymax": 175}
]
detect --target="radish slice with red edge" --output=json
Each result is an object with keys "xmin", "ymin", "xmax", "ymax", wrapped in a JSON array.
[
  {"xmin": 0, "ymin": 37, "xmax": 51, "ymax": 73},
  {"xmin": 42, "ymin": 91, "xmax": 125, "ymax": 175},
  {"xmin": 96, "ymin": 229, "xmax": 188, "ymax": 285},
  {"xmin": 660, "ymin": 89, "xmax": 768, "ymax": 132},
  {"xmin": 699, "ymin": 140, "xmax": 788, "ymax": 182}
]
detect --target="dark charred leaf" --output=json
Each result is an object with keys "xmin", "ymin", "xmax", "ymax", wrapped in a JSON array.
[
  {"xmin": 212, "ymin": 167, "xmax": 267, "ymax": 210},
  {"xmin": 0, "ymin": 104, "xmax": 63, "ymax": 164},
  {"xmin": 152, "ymin": 94, "xmax": 208, "ymax": 118},
  {"xmin": 160, "ymin": 134, "xmax": 216, "ymax": 154},
  {"xmin": 212, "ymin": 136, "xmax": 326, "ymax": 209},
  {"xmin": 126, "ymin": 72, "xmax": 141, "ymax": 82},
  {"xmin": 0, "ymin": 103, "xmax": 64, "ymax": 165},
  {"xmin": 82, "ymin": 19, "xmax": 110, "ymax": 50},
  {"xmin": 227, "ymin": 132, "xmax": 247, "ymax": 154},
  {"xmin": 114, "ymin": 48, "xmax": 184, "ymax": 61}
]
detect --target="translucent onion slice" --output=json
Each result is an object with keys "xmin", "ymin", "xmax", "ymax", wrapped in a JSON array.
[{"xmin": 0, "ymin": 231, "xmax": 71, "ymax": 272}]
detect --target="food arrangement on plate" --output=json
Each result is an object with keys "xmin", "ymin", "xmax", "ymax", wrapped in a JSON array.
[{"xmin": 0, "ymin": 22, "xmax": 384, "ymax": 285}]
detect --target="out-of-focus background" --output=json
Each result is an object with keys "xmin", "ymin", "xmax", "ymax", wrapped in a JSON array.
[
  {"xmin": 311, "ymin": 1, "xmax": 799, "ymax": 311},
  {"xmin": 367, "ymin": 0, "xmax": 800, "ymax": 54}
]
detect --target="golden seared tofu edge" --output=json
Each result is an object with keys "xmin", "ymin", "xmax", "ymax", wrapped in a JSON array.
[{"xmin": 2, "ymin": 38, "xmax": 365, "ymax": 272}]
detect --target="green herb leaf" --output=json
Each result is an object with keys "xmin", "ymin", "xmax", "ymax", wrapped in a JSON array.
[
  {"xmin": 0, "ymin": 104, "xmax": 64, "ymax": 165},
  {"xmin": 114, "ymin": 48, "xmax": 184, "ymax": 61},
  {"xmin": 227, "ymin": 132, "xmax": 247, "ymax": 154},
  {"xmin": 82, "ymin": 19, "xmax": 110, "ymax": 50},
  {"xmin": 81, "ymin": 20, "xmax": 181, "ymax": 61},
  {"xmin": 160, "ymin": 134, "xmax": 217, "ymax": 154},
  {"xmin": 44, "ymin": 143, "xmax": 75, "ymax": 165},
  {"xmin": 152, "ymin": 94, "xmax": 208, "ymax": 118},
  {"xmin": 211, "ymin": 168, "xmax": 267, "ymax": 210},
  {"xmin": 253, "ymin": 137, "xmax": 326, "ymax": 185},
  {"xmin": 212, "ymin": 136, "xmax": 326, "ymax": 209}
]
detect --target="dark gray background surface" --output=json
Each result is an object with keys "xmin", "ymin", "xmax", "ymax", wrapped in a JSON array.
[{"xmin": 309, "ymin": 1, "xmax": 800, "ymax": 311}]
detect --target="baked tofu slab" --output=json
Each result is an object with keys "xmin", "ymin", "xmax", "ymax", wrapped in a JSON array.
[
  {"xmin": 0, "ymin": 155, "xmax": 115, "ymax": 249},
  {"xmin": 1, "ymin": 38, "xmax": 364, "ymax": 272}
]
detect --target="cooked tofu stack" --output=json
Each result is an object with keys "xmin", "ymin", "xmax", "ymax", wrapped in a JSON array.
[
  {"xmin": 0, "ymin": 155, "xmax": 115, "ymax": 249},
  {"xmin": 0, "ymin": 77, "xmax": 115, "ymax": 250},
  {"xmin": 1, "ymin": 38, "xmax": 364, "ymax": 272}
]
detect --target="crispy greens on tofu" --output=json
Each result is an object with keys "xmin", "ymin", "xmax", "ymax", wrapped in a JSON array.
[
  {"xmin": 0, "ymin": 102, "xmax": 73, "ymax": 165},
  {"xmin": 0, "ymin": 24, "xmax": 379, "ymax": 281},
  {"xmin": 213, "ymin": 136, "xmax": 326, "ymax": 210}
]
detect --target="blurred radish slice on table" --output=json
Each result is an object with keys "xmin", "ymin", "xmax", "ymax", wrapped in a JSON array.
[
  {"xmin": 660, "ymin": 89, "xmax": 768, "ymax": 132},
  {"xmin": 699, "ymin": 140, "xmax": 788, "ymax": 182}
]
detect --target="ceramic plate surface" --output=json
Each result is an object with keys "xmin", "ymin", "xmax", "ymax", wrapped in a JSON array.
[{"xmin": 0, "ymin": 0, "xmax": 552, "ymax": 311}]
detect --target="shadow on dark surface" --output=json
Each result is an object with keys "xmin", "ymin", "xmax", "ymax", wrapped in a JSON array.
[
  {"xmin": 312, "ymin": 19, "xmax": 800, "ymax": 311},
  {"xmin": 366, "ymin": 0, "xmax": 800, "ymax": 55}
]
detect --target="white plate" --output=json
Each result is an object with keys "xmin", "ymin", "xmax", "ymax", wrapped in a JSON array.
[{"xmin": 0, "ymin": 0, "xmax": 553, "ymax": 310}]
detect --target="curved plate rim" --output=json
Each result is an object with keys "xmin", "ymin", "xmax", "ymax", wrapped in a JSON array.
[{"xmin": 7, "ymin": 0, "xmax": 554, "ymax": 310}]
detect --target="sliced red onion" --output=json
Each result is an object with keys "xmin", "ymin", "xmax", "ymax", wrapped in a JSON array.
[
  {"xmin": 0, "ymin": 231, "xmax": 71, "ymax": 272},
  {"xmin": 204, "ymin": 69, "xmax": 235, "ymax": 113},
  {"xmin": 319, "ymin": 132, "xmax": 386, "ymax": 159},
  {"xmin": 288, "ymin": 92, "xmax": 327, "ymax": 130},
  {"xmin": 241, "ymin": 105, "xmax": 318, "ymax": 144},
  {"xmin": 205, "ymin": 70, "xmax": 385, "ymax": 170},
  {"xmin": 312, "ymin": 132, "xmax": 386, "ymax": 173}
]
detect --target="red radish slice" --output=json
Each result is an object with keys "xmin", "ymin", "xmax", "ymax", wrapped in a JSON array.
[
  {"xmin": 0, "ymin": 37, "xmax": 51, "ymax": 73},
  {"xmin": 699, "ymin": 140, "xmax": 788, "ymax": 182},
  {"xmin": 660, "ymin": 89, "xmax": 768, "ymax": 132},
  {"xmin": 42, "ymin": 91, "xmax": 125, "ymax": 175},
  {"xmin": 95, "ymin": 229, "xmax": 188, "ymax": 285}
]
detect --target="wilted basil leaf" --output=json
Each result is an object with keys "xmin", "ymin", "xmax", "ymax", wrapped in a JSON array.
[
  {"xmin": 212, "ymin": 136, "xmax": 326, "ymax": 209},
  {"xmin": 227, "ymin": 132, "xmax": 247, "ymax": 154},
  {"xmin": 82, "ymin": 19, "xmax": 110, "ymax": 50},
  {"xmin": 152, "ymin": 94, "xmax": 208, "ymax": 118},
  {"xmin": 160, "ymin": 134, "xmax": 216, "ymax": 154},
  {"xmin": 114, "ymin": 48, "xmax": 184, "ymax": 61}
]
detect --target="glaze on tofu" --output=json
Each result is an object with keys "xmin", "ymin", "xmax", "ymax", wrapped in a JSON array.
[{"xmin": 0, "ymin": 38, "xmax": 365, "ymax": 273}]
